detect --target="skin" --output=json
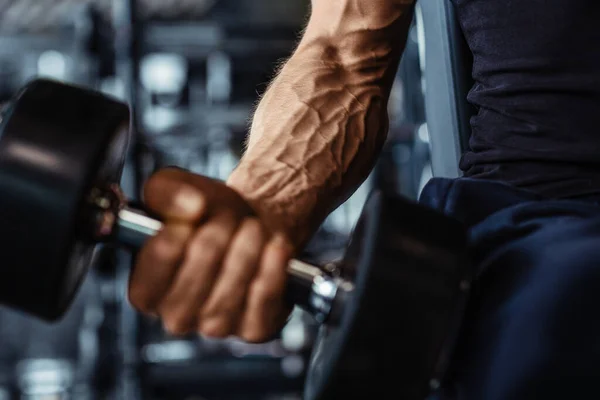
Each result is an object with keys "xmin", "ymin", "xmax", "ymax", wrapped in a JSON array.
[{"xmin": 129, "ymin": 0, "xmax": 416, "ymax": 342}]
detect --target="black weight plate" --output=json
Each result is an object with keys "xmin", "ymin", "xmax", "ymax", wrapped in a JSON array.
[
  {"xmin": 304, "ymin": 191, "xmax": 473, "ymax": 400},
  {"xmin": 0, "ymin": 79, "xmax": 130, "ymax": 320}
]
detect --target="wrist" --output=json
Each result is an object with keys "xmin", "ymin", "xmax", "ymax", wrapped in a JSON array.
[{"xmin": 227, "ymin": 164, "xmax": 314, "ymax": 249}]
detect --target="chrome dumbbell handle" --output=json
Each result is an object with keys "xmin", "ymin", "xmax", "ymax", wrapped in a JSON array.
[
  {"xmin": 116, "ymin": 206, "xmax": 163, "ymax": 248},
  {"xmin": 114, "ymin": 205, "xmax": 350, "ymax": 323}
]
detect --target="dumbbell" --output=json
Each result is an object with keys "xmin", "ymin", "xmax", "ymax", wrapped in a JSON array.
[{"xmin": 0, "ymin": 79, "xmax": 473, "ymax": 400}]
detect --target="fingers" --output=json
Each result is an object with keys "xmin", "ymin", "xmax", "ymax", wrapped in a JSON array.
[
  {"xmin": 143, "ymin": 168, "xmax": 207, "ymax": 221},
  {"xmin": 236, "ymin": 234, "xmax": 294, "ymax": 343},
  {"xmin": 129, "ymin": 224, "xmax": 193, "ymax": 314},
  {"xmin": 139, "ymin": 168, "xmax": 293, "ymax": 342},
  {"xmin": 132, "ymin": 218, "xmax": 294, "ymax": 342},
  {"xmin": 157, "ymin": 211, "xmax": 238, "ymax": 336},
  {"xmin": 197, "ymin": 218, "xmax": 267, "ymax": 337}
]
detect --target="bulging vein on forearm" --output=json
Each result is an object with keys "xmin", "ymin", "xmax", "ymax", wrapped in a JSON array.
[
  {"xmin": 229, "ymin": 69, "xmax": 386, "ymax": 244},
  {"xmin": 227, "ymin": 0, "xmax": 414, "ymax": 245}
]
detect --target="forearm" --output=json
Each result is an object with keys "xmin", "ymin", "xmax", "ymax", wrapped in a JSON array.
[{"xmin": 227, "ymin": 0, "xmax": 415, "ymax": 248}]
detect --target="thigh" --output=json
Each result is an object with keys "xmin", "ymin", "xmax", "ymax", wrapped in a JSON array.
[{"xmin": 446, "ymin": 211, "xmax": 600, "ymax": 400}]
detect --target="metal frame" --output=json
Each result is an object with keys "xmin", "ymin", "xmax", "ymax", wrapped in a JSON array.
[{"xmin": 416, "ymin": 0, "xmax": 475, "ymax": 178}]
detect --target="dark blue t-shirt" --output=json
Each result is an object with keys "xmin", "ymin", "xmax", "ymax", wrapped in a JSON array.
[{"xmin": 455, "ymin": 0, "xmax": 600, "ymax": 198}]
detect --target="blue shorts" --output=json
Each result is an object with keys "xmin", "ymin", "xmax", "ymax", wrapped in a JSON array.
[{"xmin": 420, "ymin": 178, "xmax": 600, "ymax": 400}]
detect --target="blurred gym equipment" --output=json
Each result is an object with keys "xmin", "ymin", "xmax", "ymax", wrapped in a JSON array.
[{"xmin": 0, "ymin": 0, "xmax": 436, "ymax": 398}]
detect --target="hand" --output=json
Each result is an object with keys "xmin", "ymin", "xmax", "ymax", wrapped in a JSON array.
[{"xmin": 128, "ymin": 168, "xmax": 294, "ymax": 343}]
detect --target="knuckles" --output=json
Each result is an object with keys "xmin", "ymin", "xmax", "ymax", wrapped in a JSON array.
[
  {"xmin": 238, "ymin": 328, "xmax": 272, "ymax": 344},
  {"xmin": 162, "ymin": 315, "xmax": 194, "ymax": 337},
  {"xmin": 235, "ymin": 219, "xmax": 265, "ymax": 251},
  {"xmin": 197, "ymin": 318, "xmax": 232, "ymax": 339},
  {"xmin": 128, "ymin": 286, "xmax": 154, "ymax": 313},
  {"xmin": 239, "ymin": 217, "xmax": 263, "ymax": 236}
]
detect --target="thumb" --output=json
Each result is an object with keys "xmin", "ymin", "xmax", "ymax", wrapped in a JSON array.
[{"xmin": 143, "ymin": 168, "xmax": 207, "ymax": 221}]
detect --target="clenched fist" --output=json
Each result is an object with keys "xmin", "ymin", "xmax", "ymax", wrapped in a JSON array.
[{"xmin": 128, "ymin": 168, "xmax": 294, "ymax": 343}]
